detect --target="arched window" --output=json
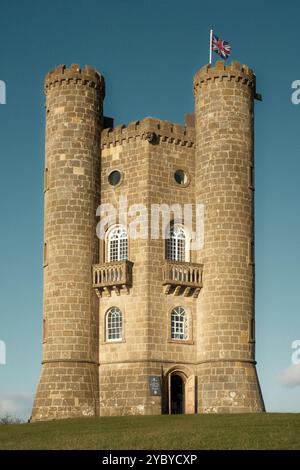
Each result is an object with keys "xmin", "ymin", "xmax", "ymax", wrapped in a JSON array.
[
  {"xmin": 106, "ymin": 307, "xmax": 123, "ymax": 342},
  {"xmin": 166, "ymin": 224, "xmax": 189, "ymax": 262},
  {"xmin": 107, "ymin": 225, "xmax": 128, "ymax": 262},
  {"xmin": 171, "ymin": 306, "xmax": 188, "ymax": 340}
]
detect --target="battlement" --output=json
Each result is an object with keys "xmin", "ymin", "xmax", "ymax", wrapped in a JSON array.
[
  {"xmin": 101, "ymin": 117, "xmax": 195, "ymax": 148},
  {"xmin": 45, "ymin": 64, "xmax": 105, "ymax": 95},
  {"xmin": 194, "ymin": 60, "xmax": 256, "ymax": 95}
]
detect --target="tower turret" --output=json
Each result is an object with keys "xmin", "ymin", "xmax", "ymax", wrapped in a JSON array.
[
  {"xmin": 32, "ymin": 64, "xmax": 105, "ymax": 420},
  {"xmin": 194, "ymin": 61, "xmax": 264, "ymax": 412}
]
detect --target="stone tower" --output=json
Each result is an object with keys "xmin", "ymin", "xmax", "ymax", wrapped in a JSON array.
[
  {"xmin": 32, "ymin": 60, "xmax": 264, "ymax": 421},
  {"xmin": 32, "ymin": 64, "xmax": 105, "ymax": 420},
  {"xmin": 194, "ymin": 61, "xmax": 264, "ymax": 412}
]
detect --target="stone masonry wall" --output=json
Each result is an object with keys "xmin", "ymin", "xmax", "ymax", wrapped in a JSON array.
[
  {"xmin": 98, "ymin": 118, "xmax": 198, "ymax": 415},
  {"xmin": 32, "ymin": 65, "xmax": 104, "ymax": 421},
  {"xmin": 194, "ymin": 61, "xmax": 264, "ymax": 412}
]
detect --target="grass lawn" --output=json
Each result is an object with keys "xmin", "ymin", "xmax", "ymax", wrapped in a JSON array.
[{"xmin": 0, "ymin": 413, "xmax": 300, "ymax": 450}]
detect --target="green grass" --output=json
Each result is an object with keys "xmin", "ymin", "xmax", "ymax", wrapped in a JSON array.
[{"xmin": 0, "ymin": 414, "xmax": 300, "ymax": 450}]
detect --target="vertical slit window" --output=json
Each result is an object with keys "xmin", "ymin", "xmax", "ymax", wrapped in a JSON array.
[
  {"xmin": 43, "ymin": 242, "xmax": 48, "ymax": 267},
  {"xmin": 44, "ymin": 167, "xmax": 49, "ymax": 192}
]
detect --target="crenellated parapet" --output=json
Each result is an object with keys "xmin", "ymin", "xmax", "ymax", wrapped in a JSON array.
[
  {"xmin": 45, "ymin": 64, "xmax": 105, "ymax": 96},
  {"xmin": 194, "ymin": 60, "xmax": 256, "ymax": 95},
  {"xmin": 101, "ymin": 117, "xmax": 195, "ymax": 148}
]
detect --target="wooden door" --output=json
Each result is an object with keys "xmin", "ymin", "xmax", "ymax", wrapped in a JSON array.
[{"xmin": 185, "ymin": 375, "xmax": 195, "ymax": 414}]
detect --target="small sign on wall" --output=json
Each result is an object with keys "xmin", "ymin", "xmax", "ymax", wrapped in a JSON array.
[{"xmin": 148, "ymin": 376, "xmax": 161, "ymax": 396}]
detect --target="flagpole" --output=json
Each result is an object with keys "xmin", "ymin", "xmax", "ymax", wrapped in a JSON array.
[{"xmin": 209, "ymin": 29, "xmax": 213, "ymax": 65}]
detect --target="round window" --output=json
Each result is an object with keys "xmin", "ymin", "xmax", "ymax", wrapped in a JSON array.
[
  {"xmin": 108, "ymin": 170, "xmax": 122, "ymax": 186},
  {"xmin": 174, "ymin": 169, "xmax": 188, "ymax": 186}
]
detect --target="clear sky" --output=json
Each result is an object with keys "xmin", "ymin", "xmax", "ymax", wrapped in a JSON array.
[{"xmin": 0, "ymin": 0, "xmax": 300, "ymax": 419}]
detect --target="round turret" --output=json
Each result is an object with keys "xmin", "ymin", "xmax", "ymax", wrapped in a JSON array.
[
  {"xmin": 32, "ymin": 64, "xmax": 105, "ymax": 421},
  {"xmin": 194, "ymin": 61, "xmax": 264, "ymax": 412}
]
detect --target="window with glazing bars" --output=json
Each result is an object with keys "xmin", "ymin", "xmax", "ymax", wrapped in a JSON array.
[
  {"xmin": 166, "ymin": 225, "xmax": 186, "ymax": 261},
  {"xmin": 107, "ymin": 226, "xmax": 128, "ymax": 262},
  {"xmin": 171, "ymin": 306, "xmax": 188, "ymax": 340},
  {"xmin": 106, "ymin": 307, "xmax": 123, "ymax": 341}
]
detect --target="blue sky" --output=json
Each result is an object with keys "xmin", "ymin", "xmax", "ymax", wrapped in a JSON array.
[{"xmin": 0, "ymin": 0, "xmax": 300, "ymax": 419}]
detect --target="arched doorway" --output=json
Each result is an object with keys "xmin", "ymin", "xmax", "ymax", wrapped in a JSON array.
[
  {"xmin": 171, "ymin": 374, "xmax": 184, "ymax": 414},
  {"xmin": 162, "ymin": 367, "xmax": 196, "ymax": 415}
]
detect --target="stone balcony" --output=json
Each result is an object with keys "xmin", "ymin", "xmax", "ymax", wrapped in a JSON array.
[
  {"xmin": 92, "ymin": 260, "xmax": 133, "ymax": 297},
  {"xmin": 162, "ymin": 260, "xmax": 203, "ymax": 298}
]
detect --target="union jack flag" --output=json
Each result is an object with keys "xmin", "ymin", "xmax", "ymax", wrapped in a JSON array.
[{"xmin": 212, "ymin": 34, "xmax": 232, "ymax": 59}]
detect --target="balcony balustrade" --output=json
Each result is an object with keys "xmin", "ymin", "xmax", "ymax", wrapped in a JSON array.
[
  {"xmin": 92, "ymin": 260, "xmax": 133, "ymax": 297},
  {"xmin": 162, "ymin": 260, "xmax": 203, "ymax": 298}
]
